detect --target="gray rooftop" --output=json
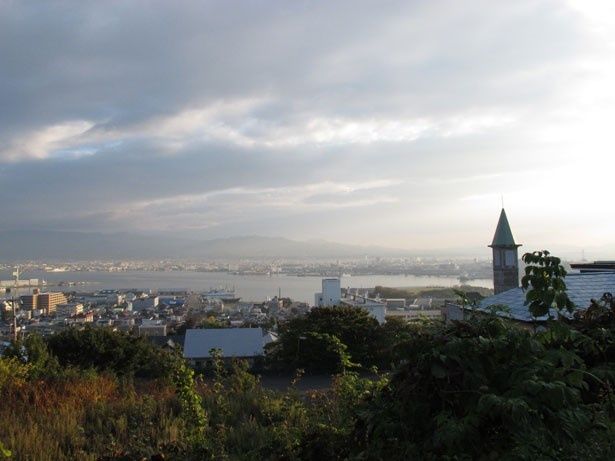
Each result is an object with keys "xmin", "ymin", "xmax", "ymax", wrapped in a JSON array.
[
  {"xmin": 183, "ymin": 328, "xmax": 272, "ymax": 359},
  {"xmin": 478, "ymin": 272, "xmax": 615, "ymax": 322}
]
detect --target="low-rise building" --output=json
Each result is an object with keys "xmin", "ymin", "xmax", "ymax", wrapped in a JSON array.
[
  {"xmin": 183, "ymin": 327, "xmax": 276, "ymax": 368},
  {"xmin": 385, "ymin": 298, "xmax": 406, "ymax": 309},
  {"xmin": 114, "ymin": 318, "xmax": 135, "ymax": 331},
  {"xmin": 133, "ymin": 296, "xmax": 159, "ymax": 311},
  {"xmin": 56, "ymin": 302, "xmax": 84, "ymax": 317},
  {"xmin": 138, "ymin": 320, "xmax": 167, "ymax": 337},
  {"xmin": 340, "ymin": 294, "xmax": 387, "ymax": 324},
  {"xmin": 67, "ymin": 311, "xmax": 94, "ymax": 324},
  {"xmin": 386, "ymin": 309, "xmax": 443, "ymax": 321}
]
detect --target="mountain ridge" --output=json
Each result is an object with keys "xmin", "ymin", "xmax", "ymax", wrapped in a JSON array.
[{"xmin": 0, "ymin": 230, "xmax": 414, "ymax": 260}]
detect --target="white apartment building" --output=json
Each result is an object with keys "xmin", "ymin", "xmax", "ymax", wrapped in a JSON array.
[{"xmin": 314, "ymin": 278, "xmax": 341, "ymax": 307}]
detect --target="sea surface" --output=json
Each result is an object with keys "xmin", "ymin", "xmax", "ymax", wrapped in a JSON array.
[{"xmin": 1, "ymin": 270, "xmax": 493, "ymax": 304}]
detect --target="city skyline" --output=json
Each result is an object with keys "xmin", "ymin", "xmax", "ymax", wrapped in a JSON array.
[{"xmin": 1, "ymin": 1, "xmax": 613, "ymax": 255}]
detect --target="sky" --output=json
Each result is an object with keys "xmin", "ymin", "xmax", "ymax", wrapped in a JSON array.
[{"xmin": 0, "ymin": 0, "xmax": 614, "ymax": 258}]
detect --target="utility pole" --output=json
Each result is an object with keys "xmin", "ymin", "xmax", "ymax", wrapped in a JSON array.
[{"xmin": 11, "ymin": 266, "xmax": 20, "ymax": 342}]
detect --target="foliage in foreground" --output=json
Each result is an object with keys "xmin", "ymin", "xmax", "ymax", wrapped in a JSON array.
[
  {"xmin": 353, "ymin": 313, "xmax": 615, "ymax": 460},
  {"xmin": 522, "ymin": 250, "xmax": 575, "ymax": 318},
  {"xmin": 3, "ymin": 284, "xmax": 615, "ymax": 459},
  {"xmin": 0, "ymin": 329, "xmax": 383, "ymax": 460}
]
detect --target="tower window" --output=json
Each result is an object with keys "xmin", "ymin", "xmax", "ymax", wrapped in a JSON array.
[{"xmin": 505, "ymin": 250, "xmax": 516, "ymax": 266}]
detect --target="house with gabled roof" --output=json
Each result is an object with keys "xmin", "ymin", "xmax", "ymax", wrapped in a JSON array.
[{"xmin": 183, "ymin": 327, "xmax": 276, "ymax": 368}]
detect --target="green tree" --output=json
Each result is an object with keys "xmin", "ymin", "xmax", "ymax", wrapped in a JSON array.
[
  {"xmin": 353, "ymin": 315, "xmax": 615, "ymax": 460},
  {"xmin": 522, "ymin": 250, "xmax": 574, "ymax": 318},
  {"xmin": 46, "ymin": 327, "xmax": 175, "ymax": 378},
  {"xmin": 3, "ymin": 334, "xmax": 59, "ymax": 377},
  {"xmin": 296, "ymin": 332, "xmax": 354, "ymax": 373},
  {"xmin": 271, "ymin": 306, "xmax": 382, "ymax": 369},
  {"xmin": 377, "ymin": 316, "xmax": 417, "ymax": 367}
]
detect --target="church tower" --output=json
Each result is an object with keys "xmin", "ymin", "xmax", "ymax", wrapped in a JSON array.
[{"xmin": 489, "ymin": 208, "xmax": 521, "ymax": 294}]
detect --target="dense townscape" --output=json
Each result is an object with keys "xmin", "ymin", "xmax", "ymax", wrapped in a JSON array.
[
  {"xmin": 0, "ymin": 279, "xmax": 481, "ymax": 347},
  {"xmin": 0, "ymin": 256, "xmax": 493, "ymax": 279},
  {"xmin": 0, "ymin": 256, "xmax": 494, "ymax": 346}
]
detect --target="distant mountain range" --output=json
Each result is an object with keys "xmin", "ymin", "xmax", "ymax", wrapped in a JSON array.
[
  {"xmin": 0, "ymin": 230, "xmax": 418, "ymax": 260},
  {"xmin": 1, "ymin": 230, "xmax": 606, "ymax": 261}
]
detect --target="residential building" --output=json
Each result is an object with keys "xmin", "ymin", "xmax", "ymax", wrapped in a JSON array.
[
  {"xmin": 133, "ymin": 296, "xmax": 159, "ymax": 311},
  {"xmin": 56, "ymin": 302, "xmax": 84, "ymax": 317},
  {"xmin": 183, "ymin": 327, "xmax": 276, "ymax": 368},
  {"xmin": 20, "ymin": 294, "xmax": 37, "ymax": 310},
  {"xmin": 114, "ymin": 318, "xmax": 135, "ymax": 331},
  {"xmin": 38, "ymin": 292, "xmax": 68, "ymax": 315},
  {"xmin": 340, "ymin": 294, "xmax": 387, "ymax": 324},
  {"xmin": 67, "ymin": 311, "xmax": 94, "ymax": 324},
  {"xmin": 21, "ymin": 292, "xmax": 68, "ymax": 315},
  {"xmin": 139, "ymin": 320, "xmax": 167, "ymax": 337}
]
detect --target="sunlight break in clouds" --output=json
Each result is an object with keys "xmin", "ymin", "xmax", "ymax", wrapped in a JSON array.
[
  {"xmin": 0, "ymin": 120, "xmax": 94, "ymax": 161},
  {"xmin": 0, "ymin": 0, "xmax": 614, "ymax": 254},
  {"xmin": 1, "ymin": 100, "xmax": 514, "ymax": 159}
]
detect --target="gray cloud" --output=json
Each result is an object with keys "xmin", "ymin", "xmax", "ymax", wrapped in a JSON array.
[{"xmin": 0, "ymin": 0, "xmax": 612, "ymax": 253}]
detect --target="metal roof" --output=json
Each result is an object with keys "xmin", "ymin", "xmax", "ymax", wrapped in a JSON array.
[
  {"xmin": 478, "ymin": 272, "xmax": 615, "ymax": 322},
  {"xmin": 489, "ymin": 208, "xmax": 520, "ymax": 248},
  {"xmin": 183, "ymin": 328, "xmax": 270, "ymax": 359}
]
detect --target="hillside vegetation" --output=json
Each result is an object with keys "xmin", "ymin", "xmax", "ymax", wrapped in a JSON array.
[{"xmin": 2, "ymin": 253, "xmax": 615, "ymax": 460}]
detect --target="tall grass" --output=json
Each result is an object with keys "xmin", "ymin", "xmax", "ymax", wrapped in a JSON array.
[
  {"xmin": 0, "ymin": 370, "xmax": 186, "ymax": 460},
  {"xmin": 0, "ymin": 356, "xmax": 375, "ymax": 460}
]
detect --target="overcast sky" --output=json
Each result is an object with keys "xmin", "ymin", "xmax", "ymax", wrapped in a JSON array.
[{"xmin": 1, "ymin": 0, "xmax": 613, "ymax": 257}]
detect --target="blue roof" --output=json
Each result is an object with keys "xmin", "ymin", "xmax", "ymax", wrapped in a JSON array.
[
  {"xmin": 183, "ymin": 328, "xmax": 271, "ymax": 359},
  {"xmin": 478, "ymin": 272, "xmax": 615, "ymax": 322}
]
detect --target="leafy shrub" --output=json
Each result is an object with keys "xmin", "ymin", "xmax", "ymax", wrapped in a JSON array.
[
  {"xmin": 269, "ymin": 306, "xmax": 382, "ymax": 370},
  {"xmin": 46, "ymin": 327, "xmax": 176, "ymax": 378},
  {"xmin": 353, "ymin": 315, "xmax": 615, "ymax": 460}
]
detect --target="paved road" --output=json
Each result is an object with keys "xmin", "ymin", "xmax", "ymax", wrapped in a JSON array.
[{"xmin": 258, "ymin": 373, "xmax": 334, "ymax": 392}]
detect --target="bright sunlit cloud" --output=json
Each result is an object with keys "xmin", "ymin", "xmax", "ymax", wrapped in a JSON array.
[{"xmin": 0, "ymin": 0, "xmax": 613, "ymax": 255}]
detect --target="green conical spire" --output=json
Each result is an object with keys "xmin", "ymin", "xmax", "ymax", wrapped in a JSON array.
[{"xmin": 489, "ymin": 208, "xmax": 520, "ymax": 247}]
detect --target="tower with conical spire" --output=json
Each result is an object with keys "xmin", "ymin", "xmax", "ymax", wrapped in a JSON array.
[{"xmin": 489, "ymin": 208, "xmax": 521, "ymax": 294}]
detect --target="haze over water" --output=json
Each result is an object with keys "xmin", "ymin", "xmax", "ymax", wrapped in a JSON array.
[{"xmin": 1, "ymin": 270, "xmax": 492, "ymax": 304}]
